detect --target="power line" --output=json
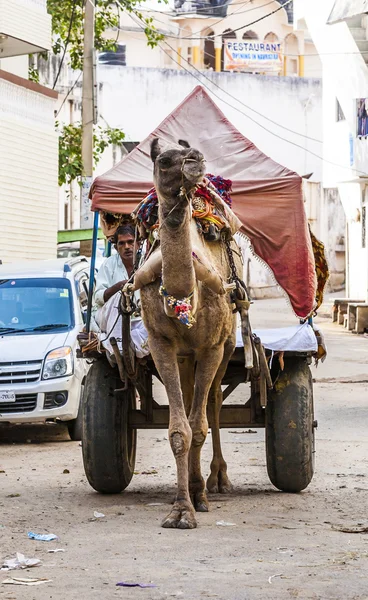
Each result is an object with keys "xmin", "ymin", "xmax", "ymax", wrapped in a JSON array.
[
  {"xmin": 128, "ymin": 11, "xmax": 368, "ymax": 176},
  {"xmin": 53, "ymin": 0, "xmax": 78, "ymax": 89},
  {"xmin": 125, "ymin": 11, "xmax": 322, "ymax": 144},
  {"xmin": 138, "ymin": 0, "xmax": 255, "ymax": 15},
  {"xmin": 78, "ymin": 1, "xmax": 367, "ymax": 176},
  {"xmin": 116, "ymin": 0, "xmax": 293, "ymax": 39},
  {"xmin": 146, "ymin": 0, "xmax": 281, "ymax": 39},
  {"xmin": 55, "ymin": 71, "xmax": 82, "ymax": 118},
  {"xmin": 168, "ymin": 41, "xmax": 323, "ymax": 143}
]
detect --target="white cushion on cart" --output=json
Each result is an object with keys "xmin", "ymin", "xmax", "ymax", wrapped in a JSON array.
[{"xmin": 236, "ymin": 323, "xmax": 317, "ymax": 352}]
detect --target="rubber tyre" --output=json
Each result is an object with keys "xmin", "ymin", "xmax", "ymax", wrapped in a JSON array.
[
  {"xmin": 266, "ymin": 357, "xmax": 315, "ymax": 493},
  {"xmin": 82, "ymin": 359, "xmax": 137, "ymax": 493},
  {"xmin": 67, "ymin": 408, "xmax": 83, "ymax": 442},
  {"xmin": 66, "ymin": 386, "xmax": 84, "ymax": 441}
]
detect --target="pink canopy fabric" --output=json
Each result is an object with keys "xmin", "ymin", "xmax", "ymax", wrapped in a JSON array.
[{"xmin": 91, "ymin": 86, "xmax": 316, "ymax": 318}]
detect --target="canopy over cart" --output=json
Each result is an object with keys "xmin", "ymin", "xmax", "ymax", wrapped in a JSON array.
[{"xmin": 91, "ymin": 85, "xmax": 317, "ymax": 319}]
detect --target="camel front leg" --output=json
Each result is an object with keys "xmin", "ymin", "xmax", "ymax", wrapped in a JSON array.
[
  {"xmin": 207, "ymin": 338, "xmax": 235, "ymax": 494},
  {"xmin": 148, "ymin": 335, "xmax": 196, "ymax": 529},
  {"xmin": 189, "ymin": 345, "xmax": 225, "ymax": 512}
]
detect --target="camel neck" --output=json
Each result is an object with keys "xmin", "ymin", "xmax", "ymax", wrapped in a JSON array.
[{"xmin": 158, "ymin": 196, "xmax": 195, "ymax": 299}]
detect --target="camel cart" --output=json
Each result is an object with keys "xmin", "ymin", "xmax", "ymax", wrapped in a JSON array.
[{"xmin": 78, "ymin": 87, "xmax": 327, "ymax": 497}]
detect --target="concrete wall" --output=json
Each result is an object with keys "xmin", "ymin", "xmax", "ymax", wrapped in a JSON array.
[
  {"xmin": 97, "ymin": 66, "xmax": 323, "ymax": 181},
  {"xmin": 0, "ymin": 75, "xmax": 58, "ymax": 263},
  {"xmin": 0, "ymin": 56, "xmax": 29, "ymax": 79},
  {"xmin": 322, "ymin": 188, "xmax": 346, "ymax": 291},
  {"xmin": 296, "ymin": 0, "xmax": 368, "ymax": 300}
]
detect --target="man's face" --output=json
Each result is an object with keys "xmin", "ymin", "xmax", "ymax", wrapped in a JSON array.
[{"xmin": 116, "ymin": 233, "xmax": 135, "ymax": 263}]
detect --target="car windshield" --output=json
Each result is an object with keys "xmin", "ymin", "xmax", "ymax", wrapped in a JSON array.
[{"xmin": 0, "ymin": 278, "xmax": 73, "ymax": 333}]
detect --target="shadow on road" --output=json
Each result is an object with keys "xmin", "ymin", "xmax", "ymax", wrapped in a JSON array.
[{"xmin": 0, "ymin": 422, "xmax": 71, "ymax": 444}]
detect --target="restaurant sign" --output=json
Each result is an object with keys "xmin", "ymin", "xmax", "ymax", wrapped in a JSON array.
[{"xmin": 224, "ymin": 41, "xmax": 283, "ymax": 73}]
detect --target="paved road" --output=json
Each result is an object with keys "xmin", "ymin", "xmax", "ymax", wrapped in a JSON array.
[{"xmin": 1, "ymin": 298, "xmax": 367, "ymax": 600}]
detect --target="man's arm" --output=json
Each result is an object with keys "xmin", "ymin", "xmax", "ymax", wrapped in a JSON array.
[{"xmin": 103, "ymin": 280, "xmax": 127, "ymax": 303}]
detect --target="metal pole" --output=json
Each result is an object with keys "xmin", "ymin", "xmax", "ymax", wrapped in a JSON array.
[
  {"xmin": 86, "ymin": 211, "xmax": 99, "ymax": 334},
  {"xmin": 81, "ymin": 0, "xmax": 94, "ymax": 228}
]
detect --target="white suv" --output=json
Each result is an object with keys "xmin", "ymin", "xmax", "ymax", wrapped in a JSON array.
[{"xmin": 0, "ymin": 257, "xmax": 91, "ymax": 440}]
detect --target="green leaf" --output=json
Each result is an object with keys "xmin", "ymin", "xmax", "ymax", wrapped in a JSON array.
[{"xmin": 57, "ymin": 122, "xmax": 125, "ymax": 186}]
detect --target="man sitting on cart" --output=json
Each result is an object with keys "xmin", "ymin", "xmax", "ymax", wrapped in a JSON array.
[
  {"xmin": 94, "ymin": 223, "xmax": 137, "ymax": 307},
  {"xmin": 91, "ymin": 223, "xmax": 148, "ymax": 358}
]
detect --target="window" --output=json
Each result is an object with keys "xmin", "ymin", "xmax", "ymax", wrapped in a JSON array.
[
  {"xmin": 0, "ymin": 278, "xmax": 73, "ymax": 332},
  {"xmin": 357, "ymin": 98, "xmax": 368, "ymax": 137},
  {"xmin": 242, "ymin": 30, "xmax": 258, "ymax": 40},
  {"xmin": 75, "ymin": 273, "xmax": 90, "ymax": 309},
  {"xmin": 98, "ymin": 45, "xmax": 126, "ymax": 66},
  {"xmin": 204, "ymin": 31, "xmax": 215, "ymax": 70},
  {"xmin": 362, "ymin": 205, "xmax": 366, "ymax": 249},
  {"xmin": 336, "ymin": 99, "xmax": 345, "ymax": 122}
]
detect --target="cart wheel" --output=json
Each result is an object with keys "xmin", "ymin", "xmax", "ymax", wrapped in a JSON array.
[
  {"xmin": 82, "ymin": 359, "xmax": 137, "ymax": 493},
  {"xmin": 67, "ymin": 386, "xmax": 84, "ymax": 441},
  {"xmin": 266, "ymin": 357, "xmax": 315, "ymax": 493}
]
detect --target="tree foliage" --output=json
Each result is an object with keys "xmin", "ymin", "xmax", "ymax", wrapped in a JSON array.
[
  {"xmin": 47, "ymin": 0, "xmax": 163, "ymax": 187},
  {"xmin": 57, "ymin": 122, "xmax": 125, "ymax": 187},
  {"xmin": 47, "ymin": 0, "xmax": 164, "ymax": 71}
]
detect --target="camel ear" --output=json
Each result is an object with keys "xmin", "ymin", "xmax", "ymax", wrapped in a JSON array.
[
  {"xmin": 178, "ymin": 139, "xmax": 190, "ymax": 149},
  {"xmin": 150, "ymin": 138, "xmax": 162, "ymax": 162}
]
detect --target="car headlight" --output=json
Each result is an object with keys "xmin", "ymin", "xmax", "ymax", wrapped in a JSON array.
[{"xmin": 42, "ymin": 347, "xmax": 73, "ymax": 380}]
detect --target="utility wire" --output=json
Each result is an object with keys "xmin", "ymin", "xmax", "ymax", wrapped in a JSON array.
[
  {"xmin": 126, "ymin": 10, "xmax": 322, "ymax": 144},
  {"xmin": 137, "ymin": 0, "xmax": 257, "ymax": 15},
  {"xmin": 164, "ymin": 39, "xmax": 323, "ymax": 143},
  {"xmin": 88, "ymin": 3, "xmax": 357, "ymax": 148},
  {"xmin": 116, "ymin": 0, "xmax": 293, "ymax": 40},
  {"xmin": 143, "ymin": 0, "xmax": 281, "ymax": 39},
  {"xmin": 55, "ymin": 71, "xmax": 82, "ymax": 118},
  {"xmin": 128, "ymin": 11, "xmax": 368, "ymax": 176},
  {"xmin": 53, "ymin": 0, "xmax": 78, "ymax": 89},
  {"xmin": 78, "ymin": 0, "xmax": 367, "ymax": 175}
]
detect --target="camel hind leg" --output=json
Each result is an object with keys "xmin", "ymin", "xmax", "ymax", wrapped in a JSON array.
[
  {"xmin": 207, "ymin": 338, "xmax": 235, "ymax": 494},
  {"xmin": 188, "ymin": 345, "xmax": 225, "ymax": 512}
]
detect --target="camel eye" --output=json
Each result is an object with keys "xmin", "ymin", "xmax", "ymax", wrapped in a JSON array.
[{"xmin": 159, "ymin": 156, "xmax": 172, "ymax": 168}]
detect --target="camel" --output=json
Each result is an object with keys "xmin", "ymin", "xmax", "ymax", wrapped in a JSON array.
[{"xmin": 128, "ymin": 138, "xmax": 251, "ymax": 529}]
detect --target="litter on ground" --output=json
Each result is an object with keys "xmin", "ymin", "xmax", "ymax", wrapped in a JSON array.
[
  {"xmin": 2, "ymin": 577, "xmax": 52, "ymax": 586},
  {"xmin": 116, "ymin": 582, "xmax": 156, "ymax": 588},
  {"xmin": 27, "ymin": 532, "xmax": 58, "ymax": 542},
  {"xmin": 268, "ymin": 573, "xmax": 283, "ymax": 584},
  {"xmin": 1, "ymin": 553, "xmax": 41, "ymax": 571}
]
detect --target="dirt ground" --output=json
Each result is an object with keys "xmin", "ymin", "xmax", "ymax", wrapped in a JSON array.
[{"xmin": 1, "ymin": 297, "xmax": 368, "ymax": 600}]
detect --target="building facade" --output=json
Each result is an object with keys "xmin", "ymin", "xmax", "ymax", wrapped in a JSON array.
[
  {"xmin": 112, "ymin": 0, "xmax": 321, "ymax": 78},
  {"xmin": 295, "ymin": 0, "xmax": 368, "ymax": 301},
  {"xmin": 0, "ymin": 0, "xmax": 58, "ymax": 263}
]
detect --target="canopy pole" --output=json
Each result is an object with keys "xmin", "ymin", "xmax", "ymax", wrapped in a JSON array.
[{"xmin": 86, "ymin": 211, "xmax": 99, "ymax": 334}]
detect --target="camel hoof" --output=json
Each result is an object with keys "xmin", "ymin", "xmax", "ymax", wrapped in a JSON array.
[
  {"xmin": 195, "ymin": 500, "xmax": 209, "ymax": 513},
  {"xmin": 206, "ymin": 478, "xmax": 219, "ymax": 494},
  {"xmin": 206, "ymin": 472, "xmax": 233, "ymax": 495},
  {"xmin": 219, "ymin": 483, "xmax": 233, "ymax": 494},
  {"xmin": 218, "ymin": 472, "xmax": 233, "ymax": 494},
  {"xmin": 161, "ymin": 502, "xmax": 197, "ymax": 529},
  {"xmin": 191, "ymin": 491, "xmax": 209, "ymax": 512}
]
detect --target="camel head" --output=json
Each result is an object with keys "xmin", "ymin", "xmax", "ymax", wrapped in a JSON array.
[{"xmin": 150, "ymin": 138, "xmax": 205, "ymax": 201}]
